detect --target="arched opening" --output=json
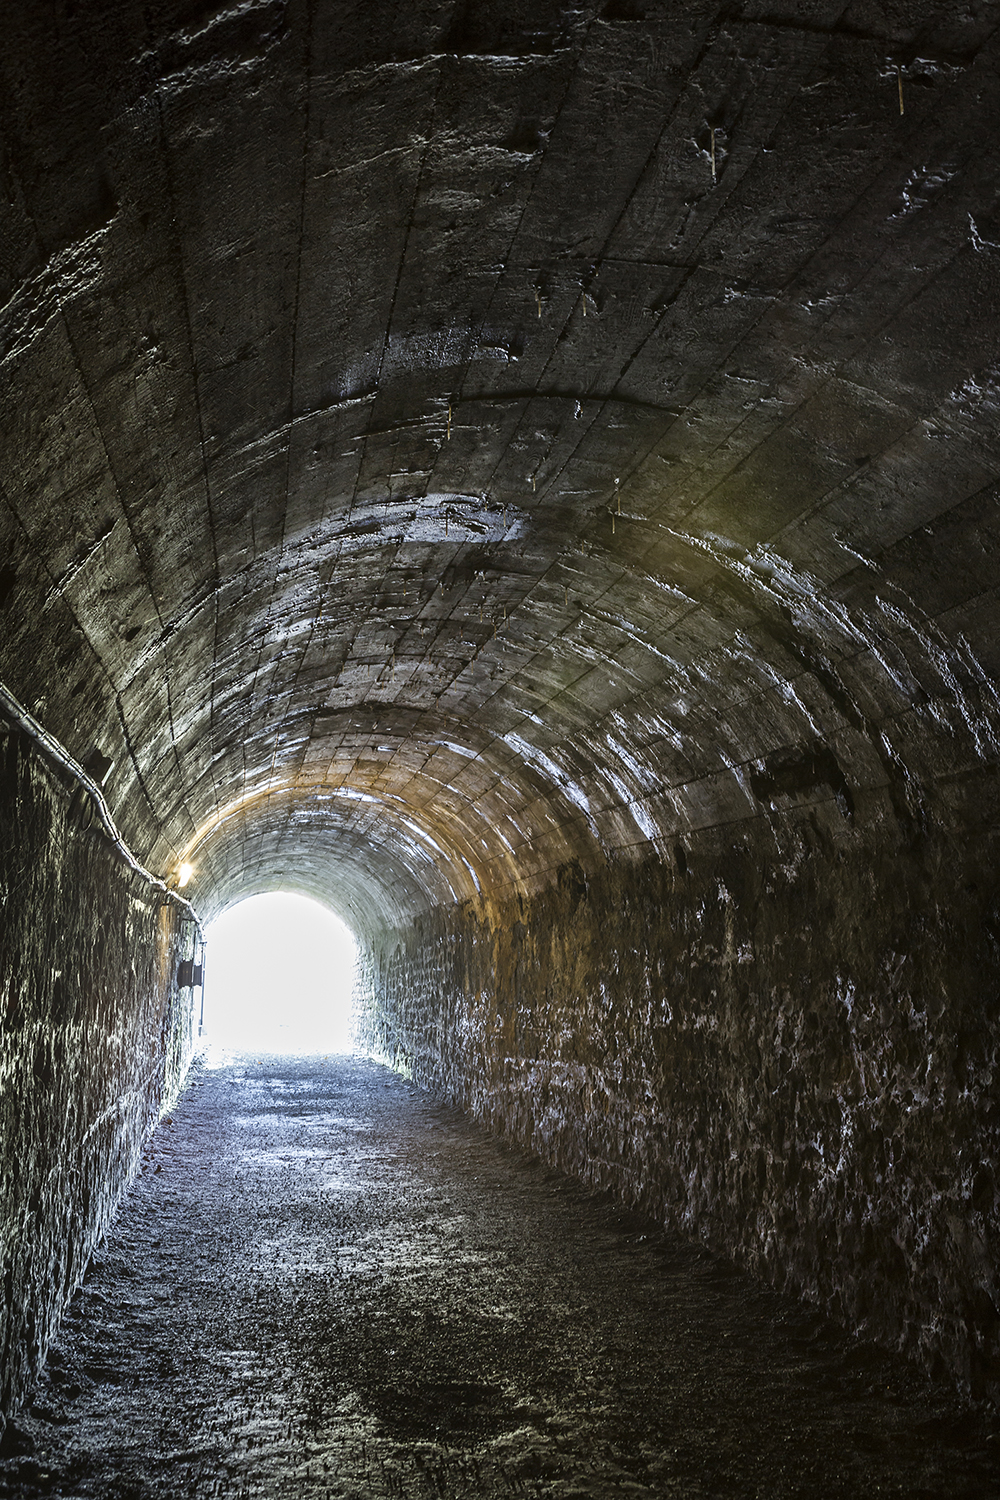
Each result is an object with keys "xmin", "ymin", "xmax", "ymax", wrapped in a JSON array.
[
  {"xmin": 202, "ymin": 893, "xmax": 358, "ymax": 1056},
  {"xmin": 2, "ymin": 0, "xmax": 1000, "ymax": 1444}
]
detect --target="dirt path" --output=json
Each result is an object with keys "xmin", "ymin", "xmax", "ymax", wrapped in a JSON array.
[{"xmin": 1, "ymin": 1054, "xmax": 997, "ymax": 1498}]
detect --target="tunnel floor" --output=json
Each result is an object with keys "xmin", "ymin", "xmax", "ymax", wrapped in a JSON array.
[{"xmin": 1, "ymin": 1056, "xmax": 998, "ymax": 1500}]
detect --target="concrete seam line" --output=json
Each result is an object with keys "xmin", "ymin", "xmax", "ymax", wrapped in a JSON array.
[{"xmin": 0, "ymin": 678, "xmax": 204, "ymax": 938}]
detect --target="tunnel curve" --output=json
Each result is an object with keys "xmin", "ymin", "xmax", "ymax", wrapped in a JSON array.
[{"xmin": 3, "ymin": 0, "xmax": 1000, "ymax": 1415}]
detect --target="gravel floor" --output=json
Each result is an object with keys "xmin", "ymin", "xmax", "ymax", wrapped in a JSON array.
[{"xmin": 1, "ymin": 1053, "xmax": 998, "ymax": 1498}]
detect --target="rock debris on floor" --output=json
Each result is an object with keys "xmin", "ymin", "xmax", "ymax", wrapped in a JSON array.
[{"xmin": 1, "ymin": 1054, "xmax": 998, "ymax": 1499}]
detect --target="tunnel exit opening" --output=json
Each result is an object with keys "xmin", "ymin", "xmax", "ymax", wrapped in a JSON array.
[{"xmin": 202, "ymin": 892, "xmax": 358, "ymax": 1056}]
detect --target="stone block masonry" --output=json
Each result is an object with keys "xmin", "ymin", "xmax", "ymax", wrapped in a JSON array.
[
  {"xmin": 0, "ymin": 726, "xmax": 197, "ymax": 1431},
  {"xmin": 359, "ymin": 765, "xmax": 1000, "ymax": 1406}
]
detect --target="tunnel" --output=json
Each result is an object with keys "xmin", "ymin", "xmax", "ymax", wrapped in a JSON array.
[{"xmin": 2, "ymin": 0, "xmax": 1000, "ymax": 1464}]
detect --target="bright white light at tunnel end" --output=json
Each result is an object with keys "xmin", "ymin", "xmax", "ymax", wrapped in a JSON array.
[{"xmin": 199, "ymin": 892, "xmax": 358, "ymax": 1062}]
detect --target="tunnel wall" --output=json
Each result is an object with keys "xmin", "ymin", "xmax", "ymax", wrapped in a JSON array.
[
  {"xmin": 0, "ymin": 725, "xmax": 197, "ymax": 1430},
  {"xmin": 360, "ymin": 771, "xmax": 1000, "ymax": 1404}
]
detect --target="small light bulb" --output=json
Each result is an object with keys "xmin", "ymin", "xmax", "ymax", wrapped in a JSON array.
[{"xmin": 178, "ymin": 862, "xmax": 194, "ymax": 888}]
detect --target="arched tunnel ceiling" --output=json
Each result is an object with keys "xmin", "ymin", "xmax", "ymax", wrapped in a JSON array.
[{"xmin": 2, "ymin": 0, "xmax": 1000, "ymax": 926}]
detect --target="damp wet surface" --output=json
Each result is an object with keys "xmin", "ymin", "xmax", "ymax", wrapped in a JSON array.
[{"xmin": 2, "ymin": 1054, "xmax": 998, "ymax": 1499}]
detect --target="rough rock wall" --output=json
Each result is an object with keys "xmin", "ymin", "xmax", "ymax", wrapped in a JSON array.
[
  {"xmin": 0, "ymin": 726, "xmax": 196, "ymax": 1428},
  {"xmin": 360, "ymin": 769, "xmax": 1000, "ymax": 1405}
]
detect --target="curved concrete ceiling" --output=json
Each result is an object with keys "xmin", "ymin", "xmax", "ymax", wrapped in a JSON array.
[{"xmin": 2, "ymin": 1, "xmax": 1000, "ymax": 926}]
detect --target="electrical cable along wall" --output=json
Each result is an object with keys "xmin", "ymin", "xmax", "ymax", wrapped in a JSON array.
[
  {"xmin": 1, "ymin": 0, "xmax": 1000, "ymax": 1426},
  {"xmin": 0, "ymin": 724, "xmax": 198, "ymax": 1429}
]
